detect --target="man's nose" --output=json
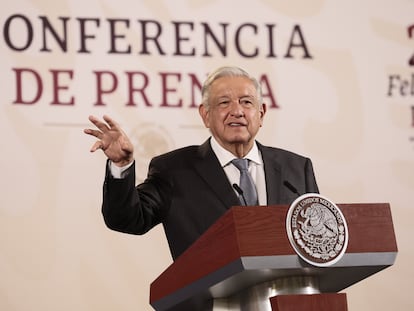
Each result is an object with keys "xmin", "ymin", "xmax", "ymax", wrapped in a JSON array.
[{"xmin": 229, "ymin": 100, "xmax": 244, "ymax": 116}]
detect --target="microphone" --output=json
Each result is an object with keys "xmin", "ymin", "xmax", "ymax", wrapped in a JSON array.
[
  {"xmin": 232, "ymin": 183, "xmax": 247, "ymax": 206},
  {"xmin": 283, "ymin": 180, "xmax": 301, "ymax": 197}
]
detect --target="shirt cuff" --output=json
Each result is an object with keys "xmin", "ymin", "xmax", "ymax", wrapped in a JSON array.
[{"xmin": 109, "ymin": 160, "xmax": 134, "ymax": 179}]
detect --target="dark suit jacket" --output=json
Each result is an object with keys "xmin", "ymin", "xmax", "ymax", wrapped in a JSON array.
[{"xmin": 102, "ymin": 138, "xmax": 319, "ymax": 261}]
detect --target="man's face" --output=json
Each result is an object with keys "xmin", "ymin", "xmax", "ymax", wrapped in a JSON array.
[{"xmin": 199, "ymin": 76, "xmax": 266, "ymax": 153}]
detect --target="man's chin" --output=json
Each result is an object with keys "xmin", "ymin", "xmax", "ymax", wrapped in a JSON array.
[{"xmin": 226, "ymin": 136, "xmax": 252, "ymax": 145}]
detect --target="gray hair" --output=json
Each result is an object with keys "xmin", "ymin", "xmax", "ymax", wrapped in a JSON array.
[{"xmin": 201, "ymin": 66, "xmax": 262, "ymax": 109}]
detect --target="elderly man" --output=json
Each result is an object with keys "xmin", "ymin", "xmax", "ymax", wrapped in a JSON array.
[
  {"xmin": 85, "ymin": 66, "xmax": 319, "ymax": 260},
  {"xmin": 85, "ymin": 66, "xmax": 319, "ymax": 310}
]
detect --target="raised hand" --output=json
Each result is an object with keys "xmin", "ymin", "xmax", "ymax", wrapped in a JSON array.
[{"xmin": 84, "ymin": 115, "xmax": 134, "ymax": 167}]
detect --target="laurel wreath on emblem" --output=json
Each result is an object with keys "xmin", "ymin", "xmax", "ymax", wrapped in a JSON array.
[{"xmin": 286, "ymin": 193, "xmax": 348, "ymax": 267}]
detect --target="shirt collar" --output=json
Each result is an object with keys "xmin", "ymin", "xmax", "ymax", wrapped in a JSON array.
[{"xmin": 210, "ymin": 136, "xmax": 262, "ymax": 167}]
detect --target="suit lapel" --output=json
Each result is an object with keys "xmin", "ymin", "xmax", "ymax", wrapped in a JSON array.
[
  {"xmin": 193, "ymin": 139, "xmax": 241, "ymax": 209},
  {"xmin": 258, "ymin": 143, "xmax": 283, "ymax": 205}
]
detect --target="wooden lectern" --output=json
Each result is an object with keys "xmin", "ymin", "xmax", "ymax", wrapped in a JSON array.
[{"xmin": 150, "ymin": 203, "xmax": 397, "ymax": 310}]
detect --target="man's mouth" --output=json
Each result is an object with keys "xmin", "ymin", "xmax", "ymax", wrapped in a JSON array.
[{"xmin": 228, "ymin": 122, "xmax": 245, "ymax": 127}]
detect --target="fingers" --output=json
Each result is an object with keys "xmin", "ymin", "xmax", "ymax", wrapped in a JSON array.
[
  {"xmin": 90, "ymin": 140, "xmax": 103, "ymax": 152},
  {"xmin": 83, "ymin": 128, "xmax": 102, "ymax": 139},
  {"xmin": 84, "ymin": 115, "xmax": 109, "ymax": 151},
  {"xmin": 88, "ymin": 115, "xmax": 111, "ymax": 133},
  {"xmin": 102, "ymin": 114, "xmax": 119, "ymax": 130},
  {"xmin": 84, "ymin": 115, "xmax": 128, "ymax": 157},
  {"xmin": 84, "ymin": 115, "xmax": 119, "ymax": 138}
]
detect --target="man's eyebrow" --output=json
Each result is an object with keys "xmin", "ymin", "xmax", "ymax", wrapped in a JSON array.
[
  {"xmin": 214, "ymin": 94, "xmax": 256, "ymax": 102},
  {"xmin": 215, "ymin": 95, "xmax": 230, "ymax": 101},
  {"xmin": 239, "ymin": 95, "xmax": 257, "ymax": 100}
]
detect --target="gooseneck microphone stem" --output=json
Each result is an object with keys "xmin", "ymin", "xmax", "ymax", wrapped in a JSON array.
[
  {"xmin": 232, "ymin": 183, "xmax": 248, "ymax": 206},
  {"xmin": 283, "ymin": 180, "xmax": 301, "ymax": 197}
]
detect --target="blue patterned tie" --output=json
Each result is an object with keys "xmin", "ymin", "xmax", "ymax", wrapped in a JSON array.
[{"xmin": 232, "ymin": 158, "xmax": 258, "ymax": 206}]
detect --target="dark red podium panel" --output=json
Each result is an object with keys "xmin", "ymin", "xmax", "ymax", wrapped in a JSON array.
[{"xmin": 270, "ymin": 293, "xmax": 348, "ymax": 311}]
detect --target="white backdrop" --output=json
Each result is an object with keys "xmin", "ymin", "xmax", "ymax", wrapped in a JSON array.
[{"xmin": 1, "ymin": 0, "xmax": 413, "ymax": 310}]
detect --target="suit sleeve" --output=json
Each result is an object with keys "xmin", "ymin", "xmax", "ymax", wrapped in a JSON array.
[{"xmin": 101, "ymin": 159, "xmax": 172, "ymax": 235}]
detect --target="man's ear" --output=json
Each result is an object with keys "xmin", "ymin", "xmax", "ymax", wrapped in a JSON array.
[
  {"xmin": 259, "ymin": 103, "xmax": 267, "ymax": 126},
  {"xmin": 199, "ymin": 104, "xmax": 210, "ymax": 128}
]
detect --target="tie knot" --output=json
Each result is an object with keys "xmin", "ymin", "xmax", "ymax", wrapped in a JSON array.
[{"xmin": 232, "ymin": 158, "xmax": 249, "ymax": 171}]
